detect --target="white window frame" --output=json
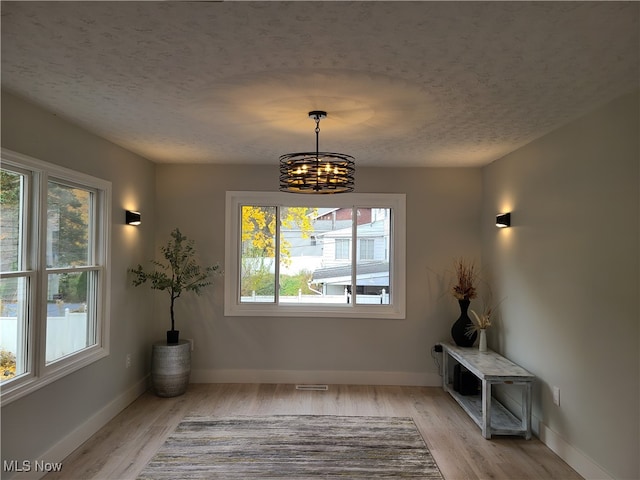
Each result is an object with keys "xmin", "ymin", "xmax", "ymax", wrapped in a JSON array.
[
  {"xmin": 1, "ymin": 149, "xmax": 111, "ymax": 406},
  {"xmin": 225, "ymin": 191, "xmax": 405, "ymax": 319}
]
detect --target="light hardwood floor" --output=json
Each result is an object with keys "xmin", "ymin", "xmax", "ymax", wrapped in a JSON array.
[{"xmin": 45, "ymin": 383, "xmax": 583, "ymax": 480}]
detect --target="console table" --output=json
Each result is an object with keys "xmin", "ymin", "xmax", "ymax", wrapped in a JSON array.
[{"xmin": 441, "ymin": 342, "xmax": 534, "ymax": 439}]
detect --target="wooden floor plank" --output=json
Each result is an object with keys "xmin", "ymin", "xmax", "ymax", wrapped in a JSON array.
[{"xmin": 44, "ymin": 383, "xmax": 583, "ymax": 480}]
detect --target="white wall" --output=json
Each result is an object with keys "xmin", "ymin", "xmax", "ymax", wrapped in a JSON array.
[
  {"xmin": 154, "ymin": 164, "xmax": 483, "ymax": 385},
  {"xmin": 481, "ymin": 91, "xmax": 639, "ymax": 479},
  {"xmin": 1, "ymin": 91, "xmax": 157, "ymax": 473}
]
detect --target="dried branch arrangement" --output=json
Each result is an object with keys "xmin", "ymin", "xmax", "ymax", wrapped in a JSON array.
[{"xmin": 451, "ymin": 257, "xmax": 478, "ymax": 300}]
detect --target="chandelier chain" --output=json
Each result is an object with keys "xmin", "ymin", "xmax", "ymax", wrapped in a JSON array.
[{"xmin": 315, "ymin": 116, "xmax": 321, "ymax": 159}]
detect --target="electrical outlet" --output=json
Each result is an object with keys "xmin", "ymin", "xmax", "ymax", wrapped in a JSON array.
[
  {"xmin": 434, "ymin": 344, "xmax": 443, "ymax": 353},
  {"xmin": 125, "ymin": 353, "xmax": 131, "ymax": 369},
  {"xmin": 552, "ymin": 386, "xmax": 560, "ymax": 406},
  {"xmin": 187, "ymin": 338, "xmax": 194, "ymax": 352}
]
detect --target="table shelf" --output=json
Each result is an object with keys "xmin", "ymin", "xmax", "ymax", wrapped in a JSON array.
[{"xmin": 445, "ymin": 384, "xmax": 526, "ymax": 434}]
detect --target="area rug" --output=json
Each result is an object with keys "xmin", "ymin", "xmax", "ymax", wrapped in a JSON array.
[{"xmin": 137, "ymin": 415, "xmax": 444, "ymax": 479}]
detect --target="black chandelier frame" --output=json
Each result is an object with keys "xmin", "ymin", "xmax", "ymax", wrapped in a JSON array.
[{"xmin": 279, "ymin": 111, "xmax": 355, "ymax": 194}]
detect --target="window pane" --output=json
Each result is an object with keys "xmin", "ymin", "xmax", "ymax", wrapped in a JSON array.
[
  {"xmin": 309, "ymin": 208, "xmax": 353, "ymax": 304},
  {"xmin": 46, "ymin": 271, "xmax": 95, "ymax": 363},
  {"xmin": 0, "ymin": 276, "xmax": 29, "ymax": 382},
  {"xmin": 355, "ymin": 208, "xmax": 391, "ymax": 305},
  {"xmin": 240, "ymin": 206, "xmax": 276, "ymax": 303},
  {"xmin": 1, "ymin": 169, "xmax": 24, "ymax": 272},
  {"xmin": 47, "ymin": 181, "xmax": 91, "ymax": 268},
  {"xmin": 278, "ymin": 206, "xmax": 324, "ymax": 303}
]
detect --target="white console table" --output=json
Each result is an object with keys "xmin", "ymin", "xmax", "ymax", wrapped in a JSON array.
[{"xmin": 441, "ymin": 342, "xmax": 535, "ymax": 439}]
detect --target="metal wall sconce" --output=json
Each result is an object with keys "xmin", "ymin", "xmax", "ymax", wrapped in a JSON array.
[
  {"xmin": 126, "ymin": 210, "xmax": 141, "ymax": 225},
  {"xmin": 496, "ymin": 212, "xmax": 511, "ymax": 228}
]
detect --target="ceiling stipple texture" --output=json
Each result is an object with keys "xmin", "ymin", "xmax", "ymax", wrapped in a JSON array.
[{"xmin": 1, "ymin": 1, "xmax": 638, "ymax": 167}]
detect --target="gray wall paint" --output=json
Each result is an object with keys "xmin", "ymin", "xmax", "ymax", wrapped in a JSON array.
[
  {"xmin": 154, "ymin": 164, "xmax": 483, "ymax": 378},
  {"xmin": 481, "ymin": 91, "xmax": 639, "ymax": 479},
  {"xmin": 1, "ymin": 91, "xmax": 157, "ymax": 466}
]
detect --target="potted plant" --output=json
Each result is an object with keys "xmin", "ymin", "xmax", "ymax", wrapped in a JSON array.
[{"xmin": 129, "ymin": 227, "xmax": 220, "ymax": 344}]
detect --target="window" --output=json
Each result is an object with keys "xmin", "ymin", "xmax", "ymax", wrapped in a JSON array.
[
  {"xmin": 46, "ymin": 180, "xmax": 98, "ymax": 363},
  {"xmin": 225, "ymin": 191, "xmax": 405, "ymax": 319},
  {"xmin": 335, "ymin": 239, "xmax": 350, "ymax": 260},
  {"xmin": 1, "ymin": 168, "xmax": 29, "ymax": 384},
  {"xmin": 359, "ymin": 238, "xmax": 375, "ymax": 261},
  {"xmin": 0, "ymin": 149, "xmax": 111, "ymax": 405}
]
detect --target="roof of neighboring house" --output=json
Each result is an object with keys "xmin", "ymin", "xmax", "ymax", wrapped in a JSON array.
[
  {"xmin": 312, "ymin": 261, "xmax": 389, "ymax": 282},
  {"xmin": 318, "ymin": 220, "xmax": 387, "ymax": 238},
  {"xmin": 310, "ymin": 207, "xmax": 340, "ymax": 219}
]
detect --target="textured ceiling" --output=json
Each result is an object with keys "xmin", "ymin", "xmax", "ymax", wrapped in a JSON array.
[{"xmin": 1, "ymin": 1, "xmax": 638, "ymax": 167}]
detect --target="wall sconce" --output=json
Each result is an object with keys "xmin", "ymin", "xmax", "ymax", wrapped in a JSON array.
[
  {"xmin": 496, "ymin": 212, "xmax": 511, "ymax": 228},
  {"xmin": 126, "ymin": 210, "xmax": 141, "ymax": 226}
]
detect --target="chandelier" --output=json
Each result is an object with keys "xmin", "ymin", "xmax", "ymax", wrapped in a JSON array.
[{"xmin": 279, "ymin": 111, "xmax": 355, "ymax": 194}]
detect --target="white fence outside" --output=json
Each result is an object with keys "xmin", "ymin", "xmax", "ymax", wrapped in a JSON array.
[
  {"xmin": 0, "ymin": 310, "xmax": 88, "ymax": 363},
  {"xmin": 241, "ymin": 291, "xmax": 390, "ymax": 305}
]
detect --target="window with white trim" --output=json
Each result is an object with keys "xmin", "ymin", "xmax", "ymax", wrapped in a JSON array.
[
  {"xmin": 359, "ymin": 238, "xmax": 375, "ymax": 261},
  {"xmin": 225, "ymin": 191, "xmax": 405, "ymax": 319},
  {"xmin": 0, "ymin": 149, "xmax": 111, "ymax": 405},
  {"xmin": 335, "ymin": 239, "xmax": 350, "ymax": 260}
]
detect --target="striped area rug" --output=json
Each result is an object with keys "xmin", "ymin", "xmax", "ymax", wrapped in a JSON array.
[{"xmin": 138, "ymin": 415, "xmax": 444, "ymax": 479}]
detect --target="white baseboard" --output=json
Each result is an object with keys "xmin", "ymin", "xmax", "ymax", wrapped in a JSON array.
[
  {"xmin": 538, "ymin": 422, "xmax": 613, "ymax": 480},
  {"xmin": 497, "ymin": 391, "xmax": 613, "ymax": 480},
  {"xmin": 191, "ymin": 368, "xmax": 442, "ymax": 387},
  {"xmin": 6, "ymin": 376, "xmax": 149, "ymax": 480}
]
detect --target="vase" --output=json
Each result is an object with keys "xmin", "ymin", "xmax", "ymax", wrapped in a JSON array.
[
  {"xmin": 451, "ymin": 298, "xmax": 477, "ymax": 347},
  {"xmin": 151, "ymin": 340, "xmax": 191, "ymax": 397},
  {"xmin": 478, "ymin": 329, "xmax": 487, "ymax": 352}
]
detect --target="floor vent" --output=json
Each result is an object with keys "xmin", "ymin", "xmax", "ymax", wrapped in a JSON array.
[{"xmin": 295, "ymin": 384, "xmax": 329, "ymax": 391}]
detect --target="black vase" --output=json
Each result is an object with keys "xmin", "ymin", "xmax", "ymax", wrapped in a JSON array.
[{"xmin": 451, "ymin": 299, "xmax": 477, "ymax": 347}]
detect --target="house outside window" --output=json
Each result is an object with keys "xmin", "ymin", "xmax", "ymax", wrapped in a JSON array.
[
  {"xmin": 0, "ymin": 149, "xmax": 111, "ymax": 405},
  {"xmin": 225, "ymin": 191, "xmax": 405, "ymax": 319}
]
